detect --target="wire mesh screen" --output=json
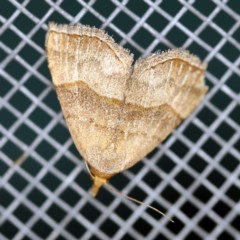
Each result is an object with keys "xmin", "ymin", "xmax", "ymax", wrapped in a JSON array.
[{"xmin": 1, "ymin": 0, "xmax": 240, "ymax": 239}]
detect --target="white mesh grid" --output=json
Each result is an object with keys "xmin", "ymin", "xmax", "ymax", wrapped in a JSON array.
[{"xmin": 1, "ymin": 0, "xmax": 240, "ymax": 239}]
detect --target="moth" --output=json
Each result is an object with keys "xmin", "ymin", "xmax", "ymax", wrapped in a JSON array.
[{"xmin": 46, "ymin": 23, "xmax": 208, "ymax": 198}]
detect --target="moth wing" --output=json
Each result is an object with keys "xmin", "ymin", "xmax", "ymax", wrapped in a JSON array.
[
  {"xmin": 46, "ymin": 23, "xmax": 133, "ymax": 177},
  {"xmin": 119, "ymin": 49, "xmax": 208, "ymax": 170},
  {"xmin": 127, "ymin": 49, "xmax": 208, "ymax": 118}
]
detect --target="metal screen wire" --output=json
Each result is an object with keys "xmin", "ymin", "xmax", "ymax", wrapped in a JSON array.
[{"xmin": 1, "ymin": 0, "xmax": 240, "ymax": 240}]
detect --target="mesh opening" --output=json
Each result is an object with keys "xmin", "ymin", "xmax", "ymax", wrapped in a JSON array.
[{"xmin": 1, "ymin": 1, "xmax": 240, "ymax": 240}]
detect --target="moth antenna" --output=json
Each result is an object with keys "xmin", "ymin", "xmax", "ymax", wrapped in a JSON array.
[
  {"xmin": 84, "ymin": 160, "xmax": 94, "ymax": 179},
  {"xmin": 14, "ymin": 153, "xmax": 27, "ymax": 165},
  {"xmin": 84, "ymin": 161, "xmax": 107, "ymax": 196},
  {"xmin": 105, "ymin": 182, "xmax": 174, "ymax": 223},
  {"xmin": 84, "ymin": 160, "xmax": 173, "ymax": 221}
]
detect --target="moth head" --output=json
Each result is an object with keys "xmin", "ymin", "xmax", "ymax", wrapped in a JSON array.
[{"xmin": 91, "ymin": 175, "xmax": 107, "ymax": 197}]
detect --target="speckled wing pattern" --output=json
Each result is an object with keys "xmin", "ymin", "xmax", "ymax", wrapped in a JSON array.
[{"xmin": 46, "ymin": 23, "xmax": 208, "ymax": 179}]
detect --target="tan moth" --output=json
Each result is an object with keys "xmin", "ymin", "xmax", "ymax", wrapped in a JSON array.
[{"xmin": 45, "ymin": 23, "xmax": 208, "ymax": 217}]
